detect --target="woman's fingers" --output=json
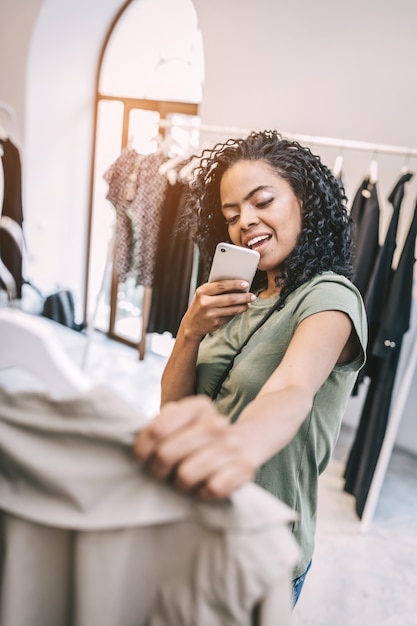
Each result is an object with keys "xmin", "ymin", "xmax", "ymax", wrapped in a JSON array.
[
  {"xmin": 182, "ymin": 281, "xmax": 256, "ymax": 337},
  {"xmin": 199, "ymin": 279, "xmax": 250, "ymax": 296},
  {"xmin": 134, "ymin": 396, "xmax": 226, "ymax": 476},
  {"xmin": 196, "ymin": 464, "xmax": 255, "ymax": 501},
  {"xmin": 134, "ymin": 396, "xmax": 257, "ymax": 499},
  {"xmin": 196, "ymin": 280, "xmax": 255, "ymax": 314},
  {"xmin": 173, "ymin": 432, "xmax": 256, "ymax": 497},
  {"xmin": 134, "ymin": 396, "xmax": 212, "ymax": 458},
  {"xmin": 145, "ymin": 412, "xmax": 228, "ymax": 481}
]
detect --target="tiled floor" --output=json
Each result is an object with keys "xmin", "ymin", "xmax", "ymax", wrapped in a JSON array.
[{"xmin": 3, "ymin": 318, "xmax": 417, "ymax": 625}]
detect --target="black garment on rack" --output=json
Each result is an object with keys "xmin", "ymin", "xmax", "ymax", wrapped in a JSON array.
[
  {"xmin": 146, "ymin": 181, "xmax": 194, "ymax": 337},
  {"xmin": 344, "ymin": 199, "xmax": 417, "ymax": 518},
  {"xmin": 0, "ymin": 138, "xmax": 24, "ymax": 298},
  {"xmin": 350, "ymin": 176, "xmax": 380, "ymax": 298},
  {"xmin": 353, "ymin": 171, "xmax": 413, "ymax": 393}
]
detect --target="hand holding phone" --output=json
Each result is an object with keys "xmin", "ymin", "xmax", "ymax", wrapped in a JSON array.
[{"xmin": 208, "ymin": 243, "xmax": 260, "ymax": 289}]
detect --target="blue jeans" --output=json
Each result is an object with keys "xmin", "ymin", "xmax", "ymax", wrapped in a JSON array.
[{"xmin": 292, "ymin": 560, "xmax": 312, "ymax": 607}]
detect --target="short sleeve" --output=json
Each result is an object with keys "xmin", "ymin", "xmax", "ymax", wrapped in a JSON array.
[{"xmin": 292, "ymin": 273, "xmax": 368, "ymax": 371}]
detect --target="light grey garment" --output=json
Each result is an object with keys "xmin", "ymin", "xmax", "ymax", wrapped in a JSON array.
[{"xmin": 0, "ymin": 385, "xmax": 299, "ymax": 626}]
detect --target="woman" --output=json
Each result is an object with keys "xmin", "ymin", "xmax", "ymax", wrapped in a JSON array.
[{"xmin": 134, "ymin": 130, "xmax": 367, "ymax": 604}]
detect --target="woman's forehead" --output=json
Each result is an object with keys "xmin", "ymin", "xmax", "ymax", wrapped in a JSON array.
[{"xmin": 220, "ymin": 160, "xmax": 286, "ymax": 197}]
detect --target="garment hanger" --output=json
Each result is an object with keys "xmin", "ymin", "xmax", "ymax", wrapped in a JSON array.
[
  {"xmin": 155, "ymin": 134, "xmax": 182, "ymax": 184},
  {"xmin": 0, "ymin": 259, "xmax": 16, "ymax": 301},
  {"xmin": 156, "ymin": 126, "xmax": 196, "ymax": 172},
  {"xmin": 332, "ymin": 150, "xmax": 344, "ymax": 179},
  {"xmin": 0, "ymin": 308, "xmax": 92, "ymax": 397},
  {"xmin": 369, "ymin": 156, "xmax": 378, "ymax": 185},
  {"xmin": 157, "ymin": 138, "xmax": 191, "ymax": 184},
  {"xmin": 0, "ymin": 123, "xmax": 8, "ymax": 141},
  {"xmin": 0, "ymin": 216, "xmax": 24, "ymax": 252},
  {"xmin": 0, "ymin": 216, "xmax": 23, "ymax": 302},
  {"xmin": 158, "ymin": 153, "xmax": 184, "ymax": 175},
  {"xmin": 178, "ymin": 155, "xmax": 200, "ymax": 182},
  {"xmin": 0, "ymin": 102, "xmax": 16, "ymax": 141},
  {"xmin": 400, "ymin": 150, "xmax": 413, "ymax": 174},
  {"xmin": 155, "ymin": 130, "xmax": 182, "ymax": 157}
]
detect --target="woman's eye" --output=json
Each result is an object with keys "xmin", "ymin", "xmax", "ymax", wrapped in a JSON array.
[
  {"xmin": 225, "ymin": 215, "xmax": 239, "ymax": 225},
  {"xmin": 256, "ymin": 197, "xmax": 274, "ymax": 208}
]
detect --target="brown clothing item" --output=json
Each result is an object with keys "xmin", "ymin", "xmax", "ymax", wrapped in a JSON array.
[{"xmin": 0, "ymin": 138, "xmax": 24, "ymax": 297}]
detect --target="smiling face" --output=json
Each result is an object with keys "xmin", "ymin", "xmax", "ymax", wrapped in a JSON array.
[{"xmin": 220, "ymin": 159, "xmax": 303, "ymax": 286}]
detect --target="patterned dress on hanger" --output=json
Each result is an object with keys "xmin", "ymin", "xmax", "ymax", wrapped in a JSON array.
[
  {"xmin": 128, "ymin": 152, "xmax": 170, "ymax": 288},
  {"xmin": 104, "ymin": 148, "xmax": 144, "ymax": 283}
]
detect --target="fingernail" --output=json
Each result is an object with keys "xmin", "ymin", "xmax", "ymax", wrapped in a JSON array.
[
  {"xmin": 240, "ymin": 281, "xmax": 249, "ymax": 288},
  {"xmin": 250, "ymin": 294, "xmax": 257, "ymax": 301}
]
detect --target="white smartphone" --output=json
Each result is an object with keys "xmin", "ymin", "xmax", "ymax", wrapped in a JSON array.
[{"xmin": 208, "ymin": 242, "xmax": 260, "ymax": 288}]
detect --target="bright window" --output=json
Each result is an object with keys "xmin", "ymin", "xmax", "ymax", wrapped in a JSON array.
[
  {"xmin": 100, "ymin": 0, "xmax": 204, "ymax": 103},
  {"xmin": 86, "ymin": 0, "xmax": 204, "ymax": 348}
]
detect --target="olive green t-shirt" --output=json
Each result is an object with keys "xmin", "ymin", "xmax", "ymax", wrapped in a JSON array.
[{"xmin": 196, "ymin": 272, "xmax": 367, "ymax": 577}]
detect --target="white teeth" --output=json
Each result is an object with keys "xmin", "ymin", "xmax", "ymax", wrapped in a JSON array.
[{"xmin": 247, "ymin": 235, "xmax": 270, "ymax": 248}]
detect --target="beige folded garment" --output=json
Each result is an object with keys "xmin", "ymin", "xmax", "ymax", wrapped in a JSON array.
[{"xmin": 0, "ymin": 384, "xmax": 299, "ymax": 626}]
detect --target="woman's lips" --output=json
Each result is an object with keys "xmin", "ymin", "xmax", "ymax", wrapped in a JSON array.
[{"xmin": 247, "ymin": 234, "xmax": 271, "ymax": 249}]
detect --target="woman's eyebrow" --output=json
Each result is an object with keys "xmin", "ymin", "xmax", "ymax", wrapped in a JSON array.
[{"xmin": 222, "ymin": 185, "xmax": 273, "ymax": 210}]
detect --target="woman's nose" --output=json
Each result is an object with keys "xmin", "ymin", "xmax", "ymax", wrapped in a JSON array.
[{"xmin": 240, "ymin": 205, "xmax": 259, "ymax": 230}]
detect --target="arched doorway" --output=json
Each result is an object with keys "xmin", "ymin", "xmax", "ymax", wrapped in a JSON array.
[{"xmin": 85, "ymin": 0, "xmax": 204, "ymax": 354}]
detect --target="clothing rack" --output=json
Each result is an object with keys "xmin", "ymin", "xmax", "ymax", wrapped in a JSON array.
[{"xmin": 158, "ymin": 118, "xmax": 417, "ymax": 159}]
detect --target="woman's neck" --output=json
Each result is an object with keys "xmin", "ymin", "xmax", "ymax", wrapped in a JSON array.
[{"xmin": 258, "ymin": 273, "xmax": 282, "ymax": 299}]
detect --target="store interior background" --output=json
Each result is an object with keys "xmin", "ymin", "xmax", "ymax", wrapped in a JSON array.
[
  {"xmin": 2, "ymin": 0, "xmax": 417, "ymax": 621},
  {"xmin": 1, "ymin": 0, "xmax": 417, "ymax": 608}
]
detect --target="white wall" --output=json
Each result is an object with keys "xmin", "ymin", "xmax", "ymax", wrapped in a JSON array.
[
  {"xmin": 195, "ymin": 0, "xmax": 417, "ymax": 142},
  {"xmin": 24, "ymin": 0, "xmax": 124, "ymax": 300},
  {"xmin": 0, "ymin": 0, "xmax": 123, "ymax": 300},
  {"xmin": 0, "ymin": 0, "xmax": 416, "ymax": 454},
  {"xmin": 193, "ymin": 0, "xmax": 417, "ymax": 235},
  {"xmin": 0, "ymin": 0, "xmax": 44, "ymax": 138}
]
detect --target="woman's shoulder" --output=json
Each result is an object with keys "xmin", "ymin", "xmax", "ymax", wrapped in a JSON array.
[
  {"xmin": 289, "ymin": 272, "xmax": 366, "ymax": 321},
  {"xmin": 295, "ymin": 272, "xmax": 362, "ymax": 301},
  {"xmin": 289, "ymin": 272, "xmax": 367, "ymax": 344}
]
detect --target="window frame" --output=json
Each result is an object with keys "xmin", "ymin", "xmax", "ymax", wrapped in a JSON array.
[{"xmin": 84, "ymin": 0, "xmax": 200, "ymax": 350}]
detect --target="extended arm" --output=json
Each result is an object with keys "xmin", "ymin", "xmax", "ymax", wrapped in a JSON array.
[{"xmin": 135, "ymin": 309, "xmax": 359, "ymax": 500}]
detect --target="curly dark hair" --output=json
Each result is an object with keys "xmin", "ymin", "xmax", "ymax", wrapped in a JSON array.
[{"xmin": 182, "ymin": 129, "xmax": 353, "ymax": 299}]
